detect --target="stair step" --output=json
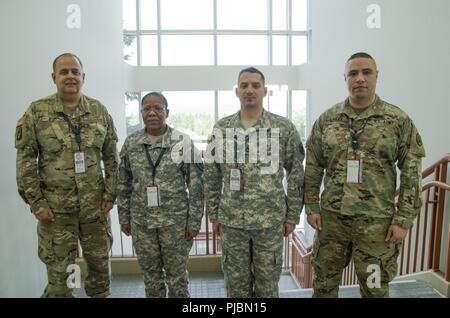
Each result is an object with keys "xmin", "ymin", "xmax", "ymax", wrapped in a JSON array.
[{"xmin": 280, "ymin": 280, "xmax": 444, "ymax": 298}]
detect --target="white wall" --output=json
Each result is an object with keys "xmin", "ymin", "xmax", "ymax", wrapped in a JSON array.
[
  {"xmin": 304, "ymin": 0, "xmax": 450, "ymax": 243},
  {"xmin": 0, "ymin": 0, "xmax": 125, "ymax": 297},
  {"xmin": 1, "ymin": 0, "xmax": 449, "ymax": 296},
  {"xmin": 309, "ymin": 0, "xmax": 450, "ymax": 167}
]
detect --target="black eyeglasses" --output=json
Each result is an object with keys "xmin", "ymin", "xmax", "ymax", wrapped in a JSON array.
[{"xmin": 141, "ymin": 105, "xmax": 165, "ymax": 113}]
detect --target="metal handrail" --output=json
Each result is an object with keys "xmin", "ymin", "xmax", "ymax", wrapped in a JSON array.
[{"xmin": 288, "ymin": 153, "xmax": 450, "ymax": 287}]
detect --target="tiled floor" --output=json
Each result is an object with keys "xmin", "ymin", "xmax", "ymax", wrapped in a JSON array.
[
  {"xmin": 279, "ymin": 280, "xmax": 444, "ymax": 298},
  {"xmin": 73, "ymin": 271, "xmax": 298, "ymax": 298},
  {"xmin": 73, "ymin": 272, "xmax": 443, "ymax": 298}
]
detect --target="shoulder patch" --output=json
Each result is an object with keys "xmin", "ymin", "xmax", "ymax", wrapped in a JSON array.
[
  {"xmin": 16, "ymin": 126, "xmax": 23, "ymax": 141},
  {"xmin": 15, "ymin": 116, "xmax": 25, "ymax": 143},
  {"xmin": 15, "ymin": 116, "xmax": 27, "ymax": 148},
  {"xmin": 416, "ymin": 133, "xmax": 423, "ymax": 147}
]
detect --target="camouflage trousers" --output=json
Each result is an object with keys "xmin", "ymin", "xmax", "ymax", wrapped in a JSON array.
[
  {"xmin": 132, "ymin": 223, "xmax": 192, "ymax": 298},
  {"xmin": 220, "ymin": 224, "xmax": 283, "ymax": 298},
  {"xmin": 312, "ymin": 211, "xmax": 401, "ymax": 298},
  {"xmin": 37, "ymin": 212, "xmax": 113, "ymax": 298}
]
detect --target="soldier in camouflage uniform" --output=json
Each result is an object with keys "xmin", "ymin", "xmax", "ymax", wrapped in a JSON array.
[
  {"xmin": 305, "ymin": 52, "xmax": 426, "ymax": 297},
  {"xmin": 117, "ymin": 92, "xmax": 204, "ymax": 298},
  {"xmin": 15, "ymin": 53, "xmax": 118, "ymax": 298},
  {"xmin": 204, "ymin": 67, "xmax": 304, "ymax": 297}
]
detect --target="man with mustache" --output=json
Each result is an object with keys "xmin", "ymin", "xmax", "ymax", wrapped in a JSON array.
[
  {"xmin": 15, "ymin": 53, "xmax": 118, "ymax": 297},
  {"xmin": 205, "ymin": 67, "xmax": 305, "ymax": 297},
  {"xmin": 305, "ymin": 52, "xmax": 425, "ymax": 297}
]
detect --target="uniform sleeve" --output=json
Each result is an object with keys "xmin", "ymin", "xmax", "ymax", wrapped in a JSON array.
[
  {"xmin": 304, "ymin": 118, "xmax": 326, "ymax": 215},
  {"xmin": 394, "ymin": 118, "xmax": 426, "ymax": 229},
  {"xmin": 116, "ymin": 140, "xmax": 132, "ymax": 225},
  {"xmin": 102, "ymin": 113, "xmax": 119, "ymax": 203},
  {"xmin": 15, "ymin": 108, "xmax": 51, "ymax": 214},
  {"xmin": 283, "ymin": 123, "xmax": 305, "ymax": 225},
  {"xmin": 204, "ymin": 128, "xmax": 223, "ymax": 223},
  {"xmin": 186, "ymin": 143, "xmax": 204, "ymax": 232}
]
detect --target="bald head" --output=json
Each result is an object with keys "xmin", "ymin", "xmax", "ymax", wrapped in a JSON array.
[{"xmin": 52, "ymin": 53, "xmax": 83, "ymax": 72}]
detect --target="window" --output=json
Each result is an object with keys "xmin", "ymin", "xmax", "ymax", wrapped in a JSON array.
[
  {"xmin": 217, "ymin": 0, "xmax": 268, "ymax": 30},
  {"xmin": 217, "ymin": 35, "xmax": 268, "ymax": 65},
  {"xmin": 161, "ymin": 35, "xmax": 213, "ymax": 65},
  {"xmin": 122, "ymin": 1, "xmax": 310, "ymax": 247},
  {"xmin": 164, "ymin": 91, "xmax": 215, "ymax": 144},
  {"xmin": 161, "ymin": 0, "xmax": 213, "ymax": 29},
  {"xmin": 123, "ymin": 0, "xmax": 309, "ymax": 66}
]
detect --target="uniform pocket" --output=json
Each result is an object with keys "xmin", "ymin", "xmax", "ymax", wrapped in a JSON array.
[
  {"xmin": 311, "ymin": 238, "xmax": 321, "ymax": 265},
  {"xmin": 37, "ymin": 223, "xmax": 55, "ymax": 264},
  {"xmin": 322, "ymin": 122, "xmax": 348, "ymax": 161},
  {"xmin": 88, "ymin": 123, "xmax": 107, "ymax": 149},
  {"xmin": 380, "ymin": 242, "xmax": 400, "ymax": 282},
  {"xmin": 36, "ymin": 121, "xmax": 64, "ymax": 153},
  {"xmin": 274, "ymin": 250, "xmax": 282, "ymax": 267}
]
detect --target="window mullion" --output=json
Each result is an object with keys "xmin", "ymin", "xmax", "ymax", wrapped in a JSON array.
[
  {"xmin": 157, "ymin": 0, "xmax": 161, "ymax": 66},
  {"xmin": 136, "ymin": 0, "xmax": 141, "ymax": 66},
  {"xmin": 268, "ymin": 0, "xmax": 273, "ymax": 65}
]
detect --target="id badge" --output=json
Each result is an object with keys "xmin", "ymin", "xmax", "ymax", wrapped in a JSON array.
[
  {"xmin": 74, "ymin": 152, "xmax": 86, "ymax": 173},
  {"xmin": 346, "ymin": 158, "xmax": 363, "ymax": 184},
  {"xmin": 147, "ymin": 185, "xmax": 161, "ymax": 207},
  {"xmin": 230, "ymin": 168, "xmax": 243, "ymax": 191}
]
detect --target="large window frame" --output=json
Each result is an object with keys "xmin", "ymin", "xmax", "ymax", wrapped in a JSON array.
[
  {"xmin": 119, "ymin": 1, "xmax": 310, "ymax": 253},
  {"xmin": 123, "ymin": 0, "xmax": 310, "ymax": 67}
]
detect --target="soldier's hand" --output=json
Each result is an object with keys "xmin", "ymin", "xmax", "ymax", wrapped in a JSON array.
[
  {"xmin": 121, "ymin": 224, "xmax": 132, "ymax": 236},
  {"xmin": 35, "ymin": 209, "xmax": 55, "ymax": 224},
  {"xmin": 101, "ymin": 201, "xmax": 113, "ymax": 214},
  {"xmin": 213, "ymin": 222, "xmax": 221, "ymax": 237},
  {"xmin": 385, "ymin": 225, "xmax": 407, "ymax": 243},
  {"xmin": 307, "ymin": 213, "xmax": 322, "ymax": 231},
  {"xmin": 185, "ymin": 230, "xmax": 199, "ymax": 241},
  {"xmin": 283, "ymin": 222, "xmax": 296, "ymax": 237}
]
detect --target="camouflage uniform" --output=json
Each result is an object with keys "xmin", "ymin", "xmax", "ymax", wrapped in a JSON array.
[
  {"xmin": 117, "ymin": 126, "xmax": 203, "ymax": 298},
  {"xmin": 204, "ymin": 109, "xmax": 304, "ymax": 297},
  {"xmin": 305, "ymin": 96, "xmax": 425, "ymax": 297},
  {"xmin": 15, "ymin": 93, "xmax": 118, "ymax": 298}
]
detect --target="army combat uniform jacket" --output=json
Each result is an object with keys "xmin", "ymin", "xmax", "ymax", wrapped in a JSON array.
[
  {"xmin": 205, "ymin": 109, "xmax": 305, "ymax": 230},
  {"xmin": 117, "ymin": 126, "xmax": 204, "ymax": 231},
  {"xmin": 305, "ymin": 96, "xmax": 425, "ymax": 229},
  {"xmin": 15, "ymin": 93, "xmax": 118, "ymax": 217}
]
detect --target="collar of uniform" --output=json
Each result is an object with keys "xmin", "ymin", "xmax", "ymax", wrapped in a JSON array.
[
  {"xmin": 340, "ymin": 95, "xmax": 384, "ymax": 119},
  {"xmin": 78, "ymin": 95, "xmax": 93, "ymax": 114},
  {"xmin": 53, "ymin": 93, "xmax": 91, "ymax": 116},
  {"xmin": 235, "ymin": 108, "xmax": 269, "ymax": 129},
  {"xmin": 137, "ymin": 125, "xmax": 172, "ymax": 148}
]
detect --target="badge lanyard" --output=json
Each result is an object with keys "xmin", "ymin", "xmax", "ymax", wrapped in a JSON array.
[
  {"xmin": 347, "ymin": 117, "xmax": 369, "ymax": 158},
  {"xmin": 144, "ymin": 145, "xmax": 166, "ymax": 207},
  {"xmin": 61, "ymin": 113, "xmax": 82, "ymax": 151},
  {"xmin": 61, "ymin": 113, "xmax": 85, "ymax": 173},
  {"xmin": 346, "ymin": 116, "xmax": 369, "ymax": 184},
  {"xmin": 230, "ymin": 135, "xmax": 243, "ymax": 191},
  {"xmin": 143, "ymin": 144, "xmax": 166, "ymax": 185}
]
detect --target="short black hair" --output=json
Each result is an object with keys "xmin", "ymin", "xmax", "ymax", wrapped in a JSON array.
[
  {"xmin": 141, "ymin": 92, "xmax": 168, "ymax": 109},
  {"xmin": 347, "ymin": 52, "xmax": 375, "ymax": 63},
  {"xmin": 52, "ymin": 53, "xmax": 83, "ymax": 72},
  {"xmin": 238, "ymin": 67, "xmax": 265, "ymax": 85}
]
